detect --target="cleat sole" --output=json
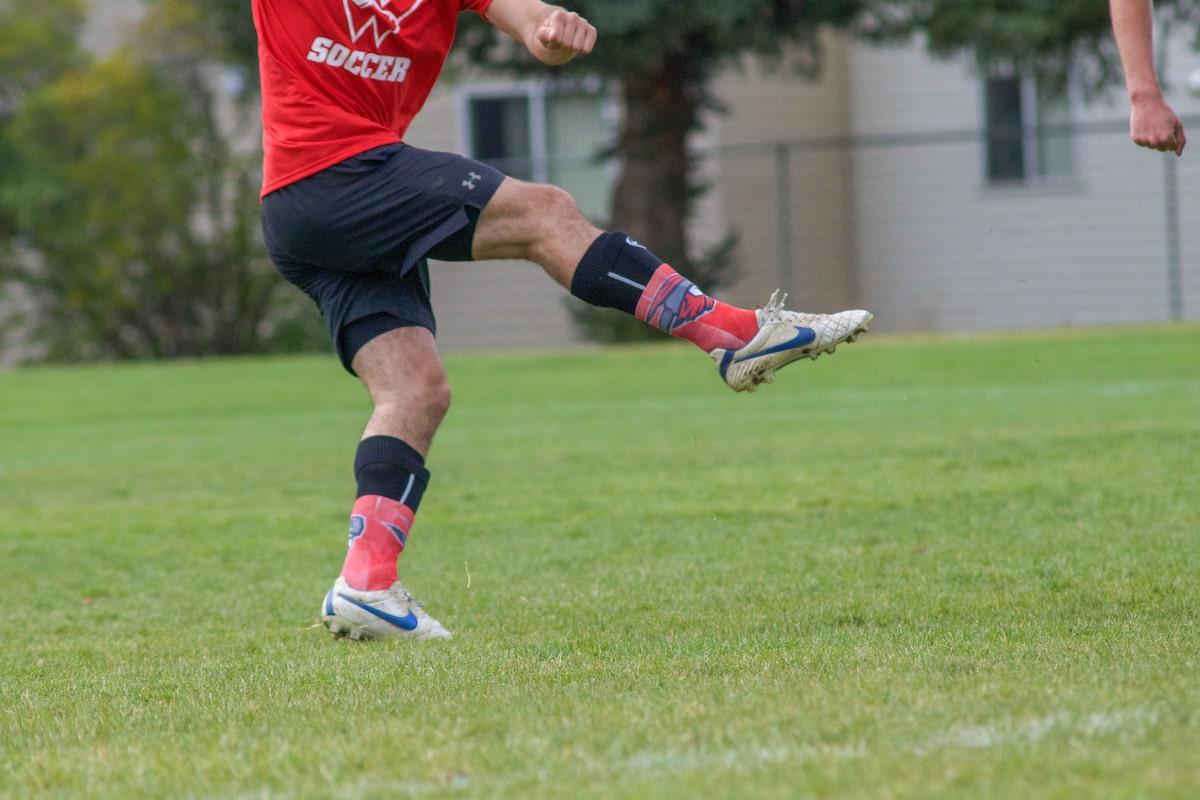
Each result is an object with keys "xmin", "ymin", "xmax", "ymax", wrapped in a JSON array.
[{"xmin": 324, "ymin": 618, "xmax": 374, "ymax": 642}]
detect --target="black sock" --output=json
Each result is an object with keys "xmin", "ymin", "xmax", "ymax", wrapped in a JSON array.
[
  {"xmin": 569, "ymin": 231, "xmax": 664, "ymax": 314},
  {"xmin": 354, "ymin": 435, "xmax": 430, "ymax": 510}
]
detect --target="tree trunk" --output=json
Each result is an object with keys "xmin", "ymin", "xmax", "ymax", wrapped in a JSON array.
[{"xmin": 610, "ymin": 54, "xmax": 703, "ymax": 271}]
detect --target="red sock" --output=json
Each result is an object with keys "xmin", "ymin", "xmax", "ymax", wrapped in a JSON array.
[
  {"xmin": 635, "ymin": 264, "xmax": 759, "ymax": 351},
  {"xmin": 340, "ymin": 495, "xmax": 414, "ymax": 591}
]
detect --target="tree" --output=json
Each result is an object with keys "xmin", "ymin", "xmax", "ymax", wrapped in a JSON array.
[
  {"xmin": 862, "ymin": 1, "xmax": 1200, "ymax": 91},
  {"xmin": 0, "ymin": 0, "xmax": 90, "ymax": 107},
  {"xmin": 0, "ymin": 0, "xmax": 320, "ymax": 361},
  {"xmin": 0, "ymin": 0, "xmax": 92, "ymax": 349},
  {"xmin": 185, "ymin": 0, "xmax": 262, "ymax": 76}
]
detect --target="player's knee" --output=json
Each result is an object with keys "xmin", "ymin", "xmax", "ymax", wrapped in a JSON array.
[
  {"xmin": 425, "ymin": 371, "xmax": 452, "ymax": 419},
  {"xmin": 409, "ymin": 366, "xmax": 451, "ymax": 421},
  {"xmin": 535, "ymin": 183, "xmax": 580, "ymax": 222},
  {"xmin": 371, "ymin": 365, "xmax": 450, "ymax": 422}
]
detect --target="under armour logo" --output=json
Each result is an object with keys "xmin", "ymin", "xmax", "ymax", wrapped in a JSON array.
[{"xmin": 463, "ymin": 171, "xmax": 481, "ymax": 190}]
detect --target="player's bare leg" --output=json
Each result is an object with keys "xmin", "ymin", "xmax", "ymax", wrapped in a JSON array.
[
  {"xmin": 353, "ymin": 326, "xmax": 451, "ymax": 454},
  {"xmin": 471, "ymin": 178, "xmax": 599, "ymax": 287},
  {"xmin": 319, "ymin": 326, "xmax": 453, "ymax": 641},
  {"xmin": 472, "ymin": 177, "xmax": 873, "ymax": 392}
]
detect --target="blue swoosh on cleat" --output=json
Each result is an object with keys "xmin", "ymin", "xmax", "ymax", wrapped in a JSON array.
[
  {"xmin": 734, "ymin": 326, "xmax": 815, "ymax": 363},
  {"xmin": 718, "ymin": 349, "xmax": 736, "ymax": 380},
  {"xmin": 337, "ymin": 594, "xmax": 419, "ymax": 630}
]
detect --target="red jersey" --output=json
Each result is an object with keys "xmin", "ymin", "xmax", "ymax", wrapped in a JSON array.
[{"xmin": 252, "ymin": 0, "xmax": 493, "ymax": 197}]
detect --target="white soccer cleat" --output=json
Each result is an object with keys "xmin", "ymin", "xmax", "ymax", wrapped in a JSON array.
[
  {"xmin": 711, "ymin": 291, "xmax": 873, "ymax": 392},
  {"xmin": 321, "ymin": 576, "xmax": 452, "ymax": 641}
]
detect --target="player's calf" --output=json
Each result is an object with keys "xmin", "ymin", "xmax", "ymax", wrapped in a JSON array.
[
  {"xmin": 570, "ymin": 232, "xmax": 760, "ymax": 352},
  {"xmin": 567, "ymin": 235, "xmax": 873, "ymax": 391}
]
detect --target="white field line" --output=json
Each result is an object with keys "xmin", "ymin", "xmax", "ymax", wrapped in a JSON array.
[
  {"xmin": 623, "ymin": 741, "xmax": 868, "ymax": 774},
  {"xmin": 913, "ymin": 706, "xmax": 1164, "ymax": 755},
  {"xmin": 617, "ymin": 705, "xmax": 1169, "ymax": 780},
  {"xmin": 225, "ymin": 705, "xmax": 1175, "ymax": 797}
]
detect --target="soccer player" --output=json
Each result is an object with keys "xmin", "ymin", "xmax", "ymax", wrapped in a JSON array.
[
  {"xmin": 1110, "ymin": 0, "xmax": 1186, "ymax": 155},
  {"xmin": 252, "ymin": 0, "xmax": 872, "ymax": 640}
]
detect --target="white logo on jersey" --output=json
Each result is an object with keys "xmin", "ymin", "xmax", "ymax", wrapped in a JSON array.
[
  {"xmin": 343, "ymin": 0, "xmax": 423, "ymax": 48},
  {"xmin": 307, "ymin": 37, "xmax": 413, "ymax": 82}
]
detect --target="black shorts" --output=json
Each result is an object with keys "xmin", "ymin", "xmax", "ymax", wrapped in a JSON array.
[{"xmin": 261, "ymin": 143, "xmax": 505, "ymax": 373}]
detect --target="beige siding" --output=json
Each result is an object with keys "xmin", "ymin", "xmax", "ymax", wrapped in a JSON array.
[
  {"xmin": 847, "ymin": 37, "xmax": 1200, "ymax": 331},
  {"xmin": 703, "ymin": 38, "xmax": 856, "ymax": 312}
]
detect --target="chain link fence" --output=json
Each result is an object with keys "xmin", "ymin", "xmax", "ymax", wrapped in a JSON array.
[{"xmin": 683, "ymin": 116, "xmax": 1200, "ymax": 331}]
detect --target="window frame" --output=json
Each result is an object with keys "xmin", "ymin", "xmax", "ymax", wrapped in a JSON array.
[
  {"xmin": 457, "ymin": 77, "xmax": 615, "ymax": 186},
  {"xmin": 981, "ymin": 67, "xmax": 1076, "ymax": 188}
]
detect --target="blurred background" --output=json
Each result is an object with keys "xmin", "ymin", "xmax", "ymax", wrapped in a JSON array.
[{"xmin": 2, "ymin": 0, "xmax": 1198, "ymax": 365}]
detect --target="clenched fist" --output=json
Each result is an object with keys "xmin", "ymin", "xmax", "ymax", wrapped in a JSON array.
[
  {"xmin": 531, "ymin": 8, "xmax": 595, "ymax": 65},
  {"xmin": 1131, "ymin": 95, "xmax": 1186, "ymax": 156}
]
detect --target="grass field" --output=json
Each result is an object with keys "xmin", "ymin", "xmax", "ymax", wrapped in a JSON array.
[{"xmin": 1, "ymin": 326, "xmax": 1198, "ymax": 799}]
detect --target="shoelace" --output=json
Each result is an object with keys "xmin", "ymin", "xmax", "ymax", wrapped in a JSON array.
[
  {"xmin": 399, "ymin": 586, "xmax": 425, "ymax": 611},
  {"xmin": 760, "ymin": 290, "xmax": 788, "ymax": 324}
]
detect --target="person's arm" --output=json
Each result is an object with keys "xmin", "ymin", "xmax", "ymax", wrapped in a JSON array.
[
  {"xmin": 1110, "ymin": 0, "xmax": 1186, "ymax": 155},
  {"xmin": 482, "ymin": 0, "xmax": 596, "ymax": 66}
]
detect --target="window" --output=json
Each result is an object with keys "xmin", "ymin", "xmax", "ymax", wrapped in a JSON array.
[
  {"xmin": 984, "ymin": 72, "xmax": 1074, "ymax": 184},
  {"xmin": 462, "ymin": 81, "xmax": 613, "ymax": 219},
  {"xmin": 468, "ymin": 95, "xmax": 533, "ymax": 179}
]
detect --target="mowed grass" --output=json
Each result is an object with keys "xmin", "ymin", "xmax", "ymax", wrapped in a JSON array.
[{"xmin": 1, "ymin": 326, "xmax": 1198, "ymax": 799}]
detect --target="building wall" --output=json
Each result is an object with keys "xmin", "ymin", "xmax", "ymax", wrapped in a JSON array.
[
  {"xmin": 703, "ymin": 38, "xmax": 856, "ymax": 312},
  {"xmin": 847, "ymin": 36, "xmax": 1200, "ymax": 331}
]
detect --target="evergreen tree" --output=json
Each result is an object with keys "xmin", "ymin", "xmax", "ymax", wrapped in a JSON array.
[
  {"xmin": 0, "ymin": 0, "xmax": 319, "ymax": 360},
  {"xmin": 863, "ymin": 0, "xmax": 1200, "ymax": 91}
]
